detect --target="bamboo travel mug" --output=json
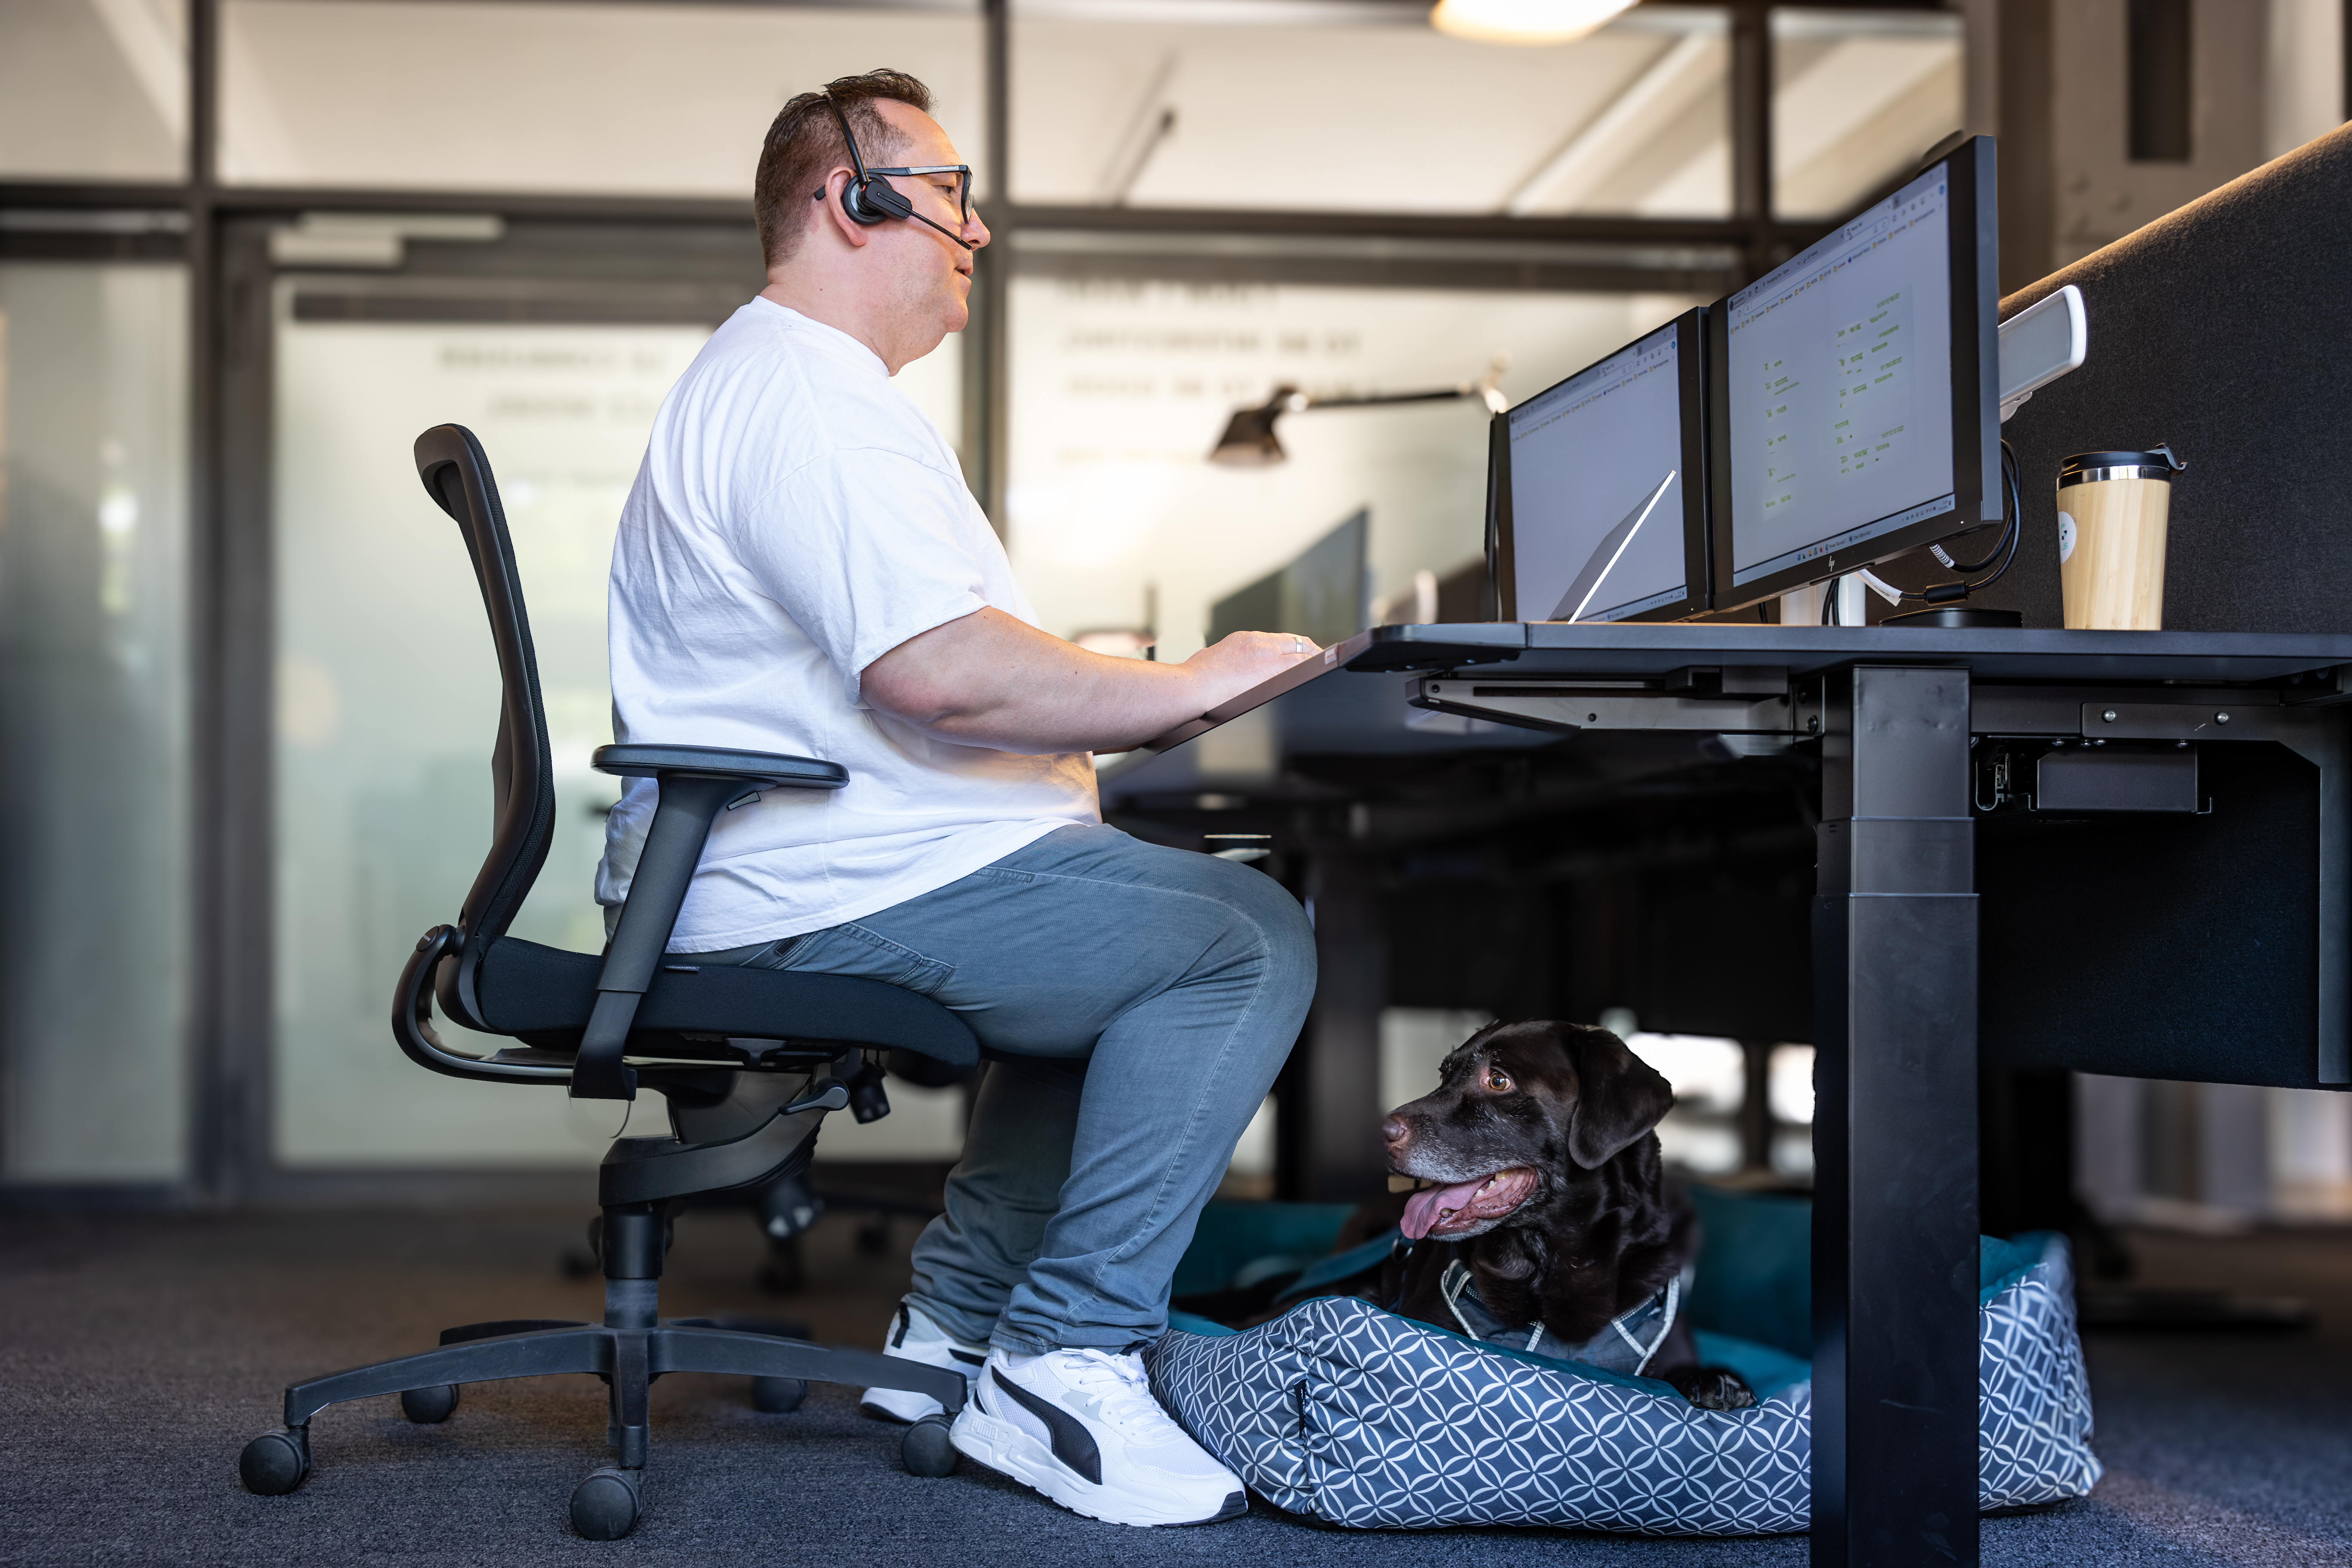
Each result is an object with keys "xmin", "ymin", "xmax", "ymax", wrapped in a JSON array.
[{"xmin": 2056, "ymin": 443, "xmax": 2187, "ymax": 630}]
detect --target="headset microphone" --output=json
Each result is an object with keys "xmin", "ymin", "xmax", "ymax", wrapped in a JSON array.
[{"xmin": 821, "ymin": 92, "xmax": 976, "ymax": 253}]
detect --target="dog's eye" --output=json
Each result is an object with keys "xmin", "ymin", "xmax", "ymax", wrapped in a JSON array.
[{"xmin": 1484, "ymin": 1068, "xmax": 1513, "ymax": 1093}]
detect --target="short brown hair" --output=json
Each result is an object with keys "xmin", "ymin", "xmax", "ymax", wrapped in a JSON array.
[{"xmin": 754, "ymin": 69, "xmax": 936, "ymax": 269}]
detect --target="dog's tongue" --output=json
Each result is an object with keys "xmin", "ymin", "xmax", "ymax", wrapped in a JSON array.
[
  {"xmin": 1400, "ymin": 1168, "xmax": 1537, "ymax": 1240},
  {"xmin": 1401, "ymin": 1180, "xmax": 1485, "ymax": 1240}
]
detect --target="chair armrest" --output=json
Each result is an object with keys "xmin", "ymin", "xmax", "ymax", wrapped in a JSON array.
[
  {"xmin": 593, "ymin": 744, "xmax": 846, "ymax": 790},
  {"xmin": 571, "ymin": 745, "xmax": 847, "ymax": 1100}
]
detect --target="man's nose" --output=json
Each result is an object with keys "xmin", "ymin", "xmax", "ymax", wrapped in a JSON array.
[{"xmin": 1381, "ymin": 1115, "xmax": 1409, "ymax": 1147}]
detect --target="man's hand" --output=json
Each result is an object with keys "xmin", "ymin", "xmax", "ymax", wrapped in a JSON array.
[{"xmin": 861, "ymin": 607, "xmax": 1319, "ymax": 754}]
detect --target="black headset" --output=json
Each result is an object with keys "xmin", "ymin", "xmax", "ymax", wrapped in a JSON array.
[{"xmin": 817, "ymin": 92, "xmax": 975, "ymax": 252}]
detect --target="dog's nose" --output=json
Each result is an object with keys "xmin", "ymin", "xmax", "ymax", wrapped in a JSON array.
[{"xmin": 1381, "ymin": 1115, "xmax": 1409, "ymax": 1147}]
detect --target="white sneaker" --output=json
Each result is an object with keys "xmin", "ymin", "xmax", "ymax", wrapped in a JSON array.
[
  {"xmin": 950, "ymin": 1347, "xmax": 1246, "ymax": 1527},
  {"xmin": 859, "ymin": 1302, "xmax": 986, "ymax": 1424}
]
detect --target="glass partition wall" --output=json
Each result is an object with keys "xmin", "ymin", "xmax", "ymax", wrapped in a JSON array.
[
  {"xmin": 0, "ymin": 261, "xmax": 192, "ymax": 1186},
  {"xmin": 0, "ymin": 0, "xmax": 1973, "ymax": 1202}
]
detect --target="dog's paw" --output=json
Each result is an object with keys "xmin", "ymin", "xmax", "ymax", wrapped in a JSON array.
[{"xmin": 1673, "ymin": 1367, "xmax": 1756, "ymax": 1412}]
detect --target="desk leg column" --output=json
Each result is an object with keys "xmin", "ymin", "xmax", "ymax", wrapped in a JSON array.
[
  {"xmin": 1811, "ymin": 666, "xmax": 1979, "ymax": 1568},
  {"xmin": 1277, "ymin": 851, "xmax": 1389, "ymax": 1204}
]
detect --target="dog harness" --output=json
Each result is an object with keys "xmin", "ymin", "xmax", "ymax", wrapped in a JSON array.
[{"xmin": 1426, "ymin": 1255, "xmax": 1687, "ymax": 1376}]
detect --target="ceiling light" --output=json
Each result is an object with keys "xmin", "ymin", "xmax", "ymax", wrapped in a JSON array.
[{"xmin": 1429, "ymin": 0, "xmax": 1637, "ymax": 46}]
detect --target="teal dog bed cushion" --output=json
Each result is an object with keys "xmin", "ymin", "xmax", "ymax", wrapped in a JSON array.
[{"xmin": 1145, "ymin": 1192, "xmax": 2099, "ymax": 1534}]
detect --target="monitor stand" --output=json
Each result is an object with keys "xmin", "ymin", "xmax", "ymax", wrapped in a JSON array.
[
  {"xmin": 1884, "ymin": 605, "xmax": 2023, "ymax": 628},
  {"xmin": 1777, "ymin": 576, "xmax": 1869, "ymax": 627}
]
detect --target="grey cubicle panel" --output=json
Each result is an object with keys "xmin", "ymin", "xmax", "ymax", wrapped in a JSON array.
[
  {"xmin": 1922, "ymin": 125, "xmax": 2352, "ymax": 1091},
  {"xmin": 1922, "ymin": 120, "xmax": 2352, "ymax": 633}
]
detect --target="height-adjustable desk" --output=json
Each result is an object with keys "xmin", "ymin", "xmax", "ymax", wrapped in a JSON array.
[{"xmin": 1101, "ymin": 622, "xmax": 2352, "ymax": 1568}]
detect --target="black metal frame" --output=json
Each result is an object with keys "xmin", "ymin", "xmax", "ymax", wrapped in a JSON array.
[
  {"xmin": 1808, "ymin": 665, "xmax": 1979, "ymax": 1568},
  {"xmin": 0, "ymin": 0, "xmax": 1902, "ymax": 1204}
]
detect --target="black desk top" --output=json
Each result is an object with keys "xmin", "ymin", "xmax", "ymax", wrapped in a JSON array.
[{"xmin": 1098, "ymin": 623, "xmax": 2352, "ymax": 804}]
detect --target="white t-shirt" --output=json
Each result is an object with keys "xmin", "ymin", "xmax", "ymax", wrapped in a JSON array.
[{"xmin": 596, "ymin": 298, "xmax": 1099, "ymax": 951}]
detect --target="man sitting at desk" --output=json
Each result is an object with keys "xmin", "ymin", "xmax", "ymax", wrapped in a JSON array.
[{"xmin": 596, "ymin": 70, "xmax": 1318, "ymax": 1527}]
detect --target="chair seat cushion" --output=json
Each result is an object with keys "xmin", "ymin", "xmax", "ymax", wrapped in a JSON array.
[{"xmin": 471, "ymin": 937, "xmax": 978, "ymax": 1067}]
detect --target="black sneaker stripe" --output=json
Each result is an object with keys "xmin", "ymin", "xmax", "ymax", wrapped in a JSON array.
[
  {"xmin": 989, "ymin": 1369, "xmax": 1102, "ymax": 1486},
  {"xmin": 889, "ymin": 1307, "xmax": 910, "ymax": 1351},
  {"xmin": 948, "ymin": 1348, "xmax": 985, "ymax": 1366}
]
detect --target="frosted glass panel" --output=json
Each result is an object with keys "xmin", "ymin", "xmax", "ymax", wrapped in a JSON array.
[
  {"xmin": 221, "ymin": 0, "xmax": 984, "ymax": 197},
  {"xmin": 274, "ymin": 313, "xmax": 708, "ymax": 1167},
  {"xmin": 1772, "ymin": 9, "xmax": 1965, "ymax": 221},
  {"xmin": 0, "ymin": 264, "xmax": 190, "ymax": 1183},
  {"xmin": 0, "ymin": 0, "xmax": 187, "ymax": 181},
  {"xmin": 1012, "ymin": 7, "xmax": 1728, "ymax": 217},
  {"xmin": 1006, "ymin": 277, "xmax": 1702, "ymax": 659}
]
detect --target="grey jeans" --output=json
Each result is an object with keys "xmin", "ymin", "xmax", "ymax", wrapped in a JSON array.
[{"xmin": 686, "ymin": 823, "xmax": 1316, "ymax": 1354}]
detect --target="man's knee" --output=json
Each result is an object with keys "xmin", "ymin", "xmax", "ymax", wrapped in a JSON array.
[{"xmin": 1191, "ymin": 854, "xmax": 1316, "ymax": 993}]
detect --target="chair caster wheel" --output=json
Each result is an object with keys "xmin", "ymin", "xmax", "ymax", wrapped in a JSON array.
[
  {"xmin": 400, "ymin": 1384, "xmax": 460, "ymax": 1424},
  {"xmin": 239, "ymin": 1428, "xmax": 311, "ymax": 1495},
  {"xmin": 750, "ymin": 1375, "xmax": 807, "ymax": 1414},
  {"xmin": 901, "ymin": 1414, "xmax": 958, "ymax": 1477},
  {"xmin": 570, "ymin": 1467, "xmax": 642, "ymax": 1540}
]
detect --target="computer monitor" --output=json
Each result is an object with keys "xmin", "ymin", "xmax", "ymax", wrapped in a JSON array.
[
  {"xmin": 1707, "ymin": 135, "xmax": 2001, "ymax": 609},
  {"xmin": 1206, "ymin": 508, "xmax": 1370, "ymax": 649},
  {"xmin": 1488, "ymin": 310, "xmax": 1708, "ymax": 624}
]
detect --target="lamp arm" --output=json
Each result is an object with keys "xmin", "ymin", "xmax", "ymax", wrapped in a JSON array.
[{"xmin": 1297, "ymin": 386, "xmax": 1477, "ymax": 410}]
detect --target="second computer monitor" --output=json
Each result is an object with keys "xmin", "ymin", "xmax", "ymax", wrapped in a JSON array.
[
  {"xmin": 1708, "ymin": 135, "xmax": 2002, "ymax": 609},
  {"xmin": 1490, "ymin": 309, "xmax": 1708, "ymax": 624}
]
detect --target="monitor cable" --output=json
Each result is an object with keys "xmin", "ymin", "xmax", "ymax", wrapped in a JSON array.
[{"xmin": 1871, "ymin": 438, "xmax": 2023, "ymax": 610}]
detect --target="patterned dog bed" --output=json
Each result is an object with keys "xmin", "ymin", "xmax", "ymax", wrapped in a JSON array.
[{"xmin": 1146, "ymin": 1200, "xmax": 2099, "ymax": 1534}]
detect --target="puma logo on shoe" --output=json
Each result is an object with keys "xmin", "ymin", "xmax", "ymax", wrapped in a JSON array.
[{"xmin": 986, "ymin": 1368, "xmax": 1102, "ymax": 1484}]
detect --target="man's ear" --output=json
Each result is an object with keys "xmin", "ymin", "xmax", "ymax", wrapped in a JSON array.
[
  {"xmin": 1562, "ymin": 1024, "xmax": 1675, "ymax": 1169},
  {"xmin": 816, "ymin": 170, "xmax": 877, "ymax": 249}
]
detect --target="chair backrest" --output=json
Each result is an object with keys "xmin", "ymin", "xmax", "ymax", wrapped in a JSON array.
[{"xmin": 413, "ymin": 425, "xmax": 557, "ymax": 977}]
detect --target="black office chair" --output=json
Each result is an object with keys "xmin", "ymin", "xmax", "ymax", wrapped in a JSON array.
[{"xmin": 236, "ymin": 425, "xmax": 977, "ymax": 1540}]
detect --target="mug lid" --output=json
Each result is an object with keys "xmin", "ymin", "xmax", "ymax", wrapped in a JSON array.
[{"xmin": 2060, "ymin": 442, "xmax": 2186, "ymax": 479}]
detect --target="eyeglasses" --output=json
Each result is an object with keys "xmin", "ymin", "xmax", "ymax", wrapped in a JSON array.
[{"xmin": 865, "ymin": 164, "xmax": 974, "ymax": 224}]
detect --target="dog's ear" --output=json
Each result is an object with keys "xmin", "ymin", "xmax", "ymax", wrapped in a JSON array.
[{"xmin": 1561, "ymin": 1025, "xmax": 1675, "ymax": 1169}]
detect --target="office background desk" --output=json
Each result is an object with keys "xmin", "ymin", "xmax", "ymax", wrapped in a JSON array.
[{"xmin": 1101, "ymin": 622, "xmax": 2352, "ymax": 1568}]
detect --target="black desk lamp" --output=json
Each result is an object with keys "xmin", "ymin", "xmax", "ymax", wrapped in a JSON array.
[{"xmin": 1209, "ymin": 355, "xmax": 1510, "ymax": 466}]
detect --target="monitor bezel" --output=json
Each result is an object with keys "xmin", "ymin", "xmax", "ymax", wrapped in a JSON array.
[
  {"xmin": 1705, "ymin": 134, "xmax": 2001, "ymax": 614},
  {"xmin": 1489, "ymin": 307, "xmax": 1711, "ymax": 625}
]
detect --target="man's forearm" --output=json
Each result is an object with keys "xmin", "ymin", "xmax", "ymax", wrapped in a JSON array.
[
  {"xmin": 861, "ymin": 606, "xmax": 1311, "ymax": 754},
  {"xmin": 878, "ymin": 626, "xmax": 1211, "ymax": 753}
]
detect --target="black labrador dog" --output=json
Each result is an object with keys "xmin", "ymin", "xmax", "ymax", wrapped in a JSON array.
[{"xmin": 1372, "ymin": 1019, "xmax": 1754, "ymax": 1411}]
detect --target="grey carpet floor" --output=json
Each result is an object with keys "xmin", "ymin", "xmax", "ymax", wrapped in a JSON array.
[{"xmin": 3, "ymin": 1204, "xmax": 2350, "ymax": 1567}]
